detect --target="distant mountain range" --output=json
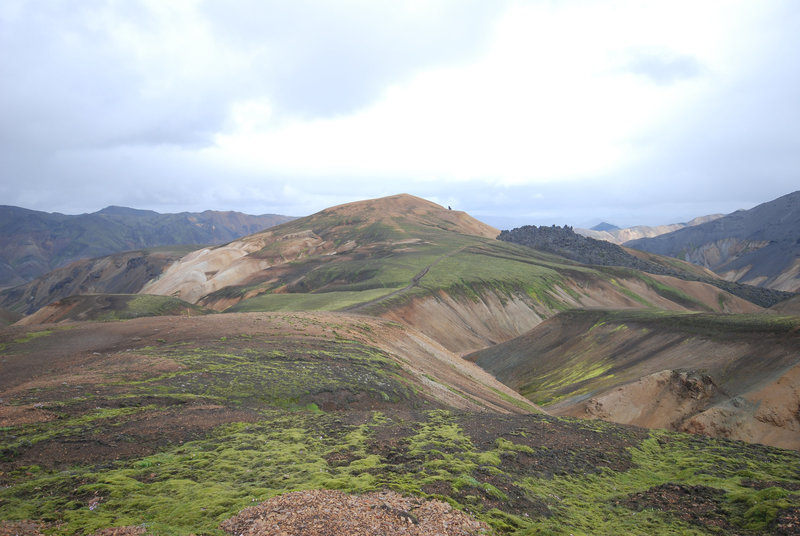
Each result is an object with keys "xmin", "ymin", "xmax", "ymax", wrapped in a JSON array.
[
  {"xmin": 0, "ymin": 205, "xmax": 294, "ymax": 289},
  {"xmin": 589, "ymin": 222, "xmax": 620, "ymax": 232},
  {"xmin": 577, "ymin": 214, "xmax": 724, "ymax": 244},
  {"xmin": 625, "ymin": 191, "xmax": 800, "ymax": 292}
]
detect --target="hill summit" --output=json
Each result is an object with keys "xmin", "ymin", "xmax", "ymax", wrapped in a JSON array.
[
  {"xmin": 140, "ymin": 194, "xmax": 499, "ymax": 307},
  {"xmin": 591, "ymin": 222, "xmax": 619, "ymax": 231},
  {"xmin": 310, "ymin": 194, "xmax": 499, "ymax": 239}
]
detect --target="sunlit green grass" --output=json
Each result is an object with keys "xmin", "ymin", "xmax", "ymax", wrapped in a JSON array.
[{"xmin": 229, "ymin": 287, "xmax": 404, "ymax": 312}]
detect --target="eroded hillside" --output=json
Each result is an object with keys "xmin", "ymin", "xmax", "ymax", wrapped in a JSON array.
[
  {"xmin": 468, "ymin": 309, "xmax": 800, "ymax": 450},
  {"xmin": 626, "ymin": 190, "xmax": 800, "ymax": 292},
  {"xmin": 2, "ymin": 313, "xmax": 799, "ymax": 535},
  {"xmin": 137, "ymin": 194, "xmax": 763, "ymax": 355},
  {"xmin": 0, "ymin": 247, "xmax": 197, "ymax": 315},
  {"xmin": 0, "ymin": 205, "xmax": 293, "ymax": 288}
]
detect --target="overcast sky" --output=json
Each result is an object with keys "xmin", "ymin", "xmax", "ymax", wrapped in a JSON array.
[{"xmin": 1, "ymin": 0, "xmax": 799, "ymax": 229}]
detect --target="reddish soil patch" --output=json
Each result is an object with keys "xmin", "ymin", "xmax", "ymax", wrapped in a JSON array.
[
  {"xmin": 0, "ymin": 520, "xmax": 48, "ymax": 536},
  {"xmin": 220, "ymin": 489, "xmax": 490, "ymax": 536},
  {"xmin": 0, "ymin": 405, "xmax": 57, "ymax": 427}
]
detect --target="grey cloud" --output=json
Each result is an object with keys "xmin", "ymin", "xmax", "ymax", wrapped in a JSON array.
[
  {"xmin": 617, "ymin": 47, "xmax": 704, "ymax": 86},
  {"xmin": 200, "ymin": 0, "xmax": 507, "ymax": 118},
  {"xmin": 0, "ymin": 2, "xmax": 229, "ymax": 152},
  {"xmin": 0, "ymin": 0, "xmax": 506, "ymax": 155}
]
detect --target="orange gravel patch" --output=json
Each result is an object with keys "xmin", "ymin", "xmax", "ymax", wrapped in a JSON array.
[
  {"xmin": 220, "ymin": 489, "xmax": 490, "ymax": 536},
  {"xmin": 0, "ymin": 405, "xmax": 56, "ymax": 426}
]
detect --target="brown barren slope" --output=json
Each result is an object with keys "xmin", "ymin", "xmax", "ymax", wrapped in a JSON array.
[
  {"xmin": 0, "ymin": 247, "xmax": 195, "ymax": 315},
  {"xmin": 0, "ymin": 312, "xmax": 537, "ymax": 448},
  {"xmin": 468, "ymin": 309, "xmax": 800, "ymax": 449}
]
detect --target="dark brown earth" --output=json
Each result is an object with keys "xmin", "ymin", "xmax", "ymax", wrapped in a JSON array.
[{"xmin": 622, "ymin": 484, "xmax": 733, "ymax": 531}]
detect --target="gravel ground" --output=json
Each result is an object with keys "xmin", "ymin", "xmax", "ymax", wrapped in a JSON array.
[{"xmin": 220, "ymin": 489, "xmax": 491, "ymax": 536}]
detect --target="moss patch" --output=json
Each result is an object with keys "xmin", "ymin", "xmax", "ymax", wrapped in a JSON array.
[{"xmin": 3, "ymin": 411, "xmax": 798, "ymax": 535}]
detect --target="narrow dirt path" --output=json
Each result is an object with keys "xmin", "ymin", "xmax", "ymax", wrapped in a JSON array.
[{"xmin": 344, "ymin": 247, "xmax": 465, "ymax": 312}]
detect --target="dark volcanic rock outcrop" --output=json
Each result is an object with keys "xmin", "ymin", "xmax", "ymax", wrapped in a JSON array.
[{"xmin": 498, "ymin": 224, "xmax": 794, "ymax": 308}]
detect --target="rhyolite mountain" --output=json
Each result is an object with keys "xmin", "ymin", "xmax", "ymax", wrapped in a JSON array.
[
  {"xmin": 0, "ymin": 205, "xmax": 294, "ymax": 289},
  {"xmin": 625, "ymin": 190, "xmax": 800, "ymax": 292},
  {"xmin": 136, "ymin": 194, "xmax": 764, "ymax": 354},
  {"xmin": 2, "ymin": 193, "xmax": 800, "ymax": 535},
  {"xmin": 590, "ymin": 221, "xmax": 620, "ymax": 232}
]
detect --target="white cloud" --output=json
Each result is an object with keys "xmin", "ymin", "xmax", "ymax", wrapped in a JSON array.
[
  {"xmin": 2, "ymin": 0, "xmax": 798, "ymax": 227},
  {"xmin": 212, "ymin": 0, "xmax": 735, "ymax": 186}
]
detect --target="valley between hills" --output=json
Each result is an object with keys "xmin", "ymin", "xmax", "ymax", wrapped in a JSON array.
[{"xmin": 1, "ymin": 193, "xmax": 799, "ymax": 535}]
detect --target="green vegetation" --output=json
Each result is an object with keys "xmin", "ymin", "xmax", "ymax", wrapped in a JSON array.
[
  {"xmin": 230, "ymin": 287, "xmax": 402, "ymax": 312},
  {"xmin": 600, "ymin": 267, "xmax": 712, "ymax": 311},
  {"xmin": 12, "ymin": 329, "xmax": 54, "ymax": 344},
  {"xmin": 520, "ymin": 357, "xmax": 615, "ymax": 405},
  {"xmin": 95, "ymin": 295, "xmax": 209, "ymax": 321},
  {"xmin": 2, "ymin": 410, "xmax": 798, "ymax": 535},
  {"xmin": 230, "ymin": 234, "xmax": 582, "ymax": 314},
  {"xmin": 120, "ymin": 335, "xmax": 418, "ymax": 410}
]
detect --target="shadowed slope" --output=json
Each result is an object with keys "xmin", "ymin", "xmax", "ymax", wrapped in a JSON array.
[
  {"xmin": 0, "ymin": 246, "xmax": 198, "ymax": 315},
  {"xmin": 626, "ymin": 190, "xmax": 800, "ymax": 292},
  {"xmin": 15, "ymin": 294, "xmax": 210, "ymax": 325},
  {"xmin": 468, "ymin": 309, "xmax": 800, "ymax": 449}
]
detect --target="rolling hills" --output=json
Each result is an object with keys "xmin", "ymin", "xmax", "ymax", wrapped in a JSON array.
[
  {"xmin": 2, "ymin": 312, "xmax": 799, "ymax": 535},
  {"xmin": 2, "ymin": 193, "xmax": 799, "ymax": 534},
  {"xmin": 137, "ymin": 194, "xmax": 764, "ymax": 355},
  {"xmin": 0, "ymin": 205, "xmax": 293, "ymax": 289}
]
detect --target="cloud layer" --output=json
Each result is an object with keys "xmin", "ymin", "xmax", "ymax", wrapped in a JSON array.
[{"xmin": 1, "ymin": 0, "xmax": 798, "ymax": 228}]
